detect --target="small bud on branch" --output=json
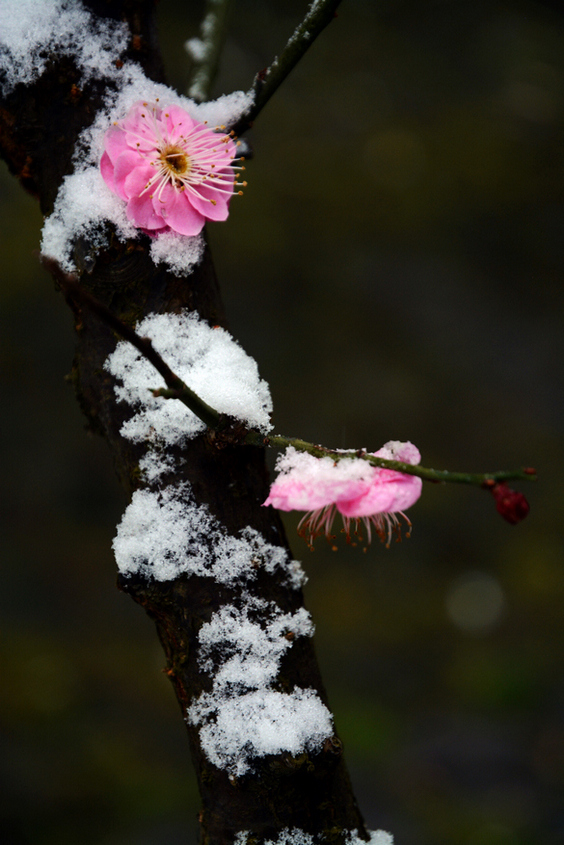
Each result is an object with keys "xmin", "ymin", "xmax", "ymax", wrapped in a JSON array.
[{"xmin": 490, "ymin": 482, "xmax": 531, "ymax": 524}]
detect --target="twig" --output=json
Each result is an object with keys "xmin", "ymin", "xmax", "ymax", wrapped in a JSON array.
[
  {"xmin": 39, "ymin": 255, "xmax": 221, "ymax": 430},
  {"xmin": 186, "ymin": 0, "xmax": 234, "ymax": 103},
  {"xmin": 244, "ymin": 432, "xmax": 537, "ymax": 487},
  {"xmin": 230, "ymin": 0, "xmax": 343, "ymax": 135},
  {"xmin": 40, "ymin": 254, "xmax": 537, "ymax": 490}
]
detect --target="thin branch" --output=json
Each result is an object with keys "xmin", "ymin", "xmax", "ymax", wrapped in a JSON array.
[
  {"xmin": 39, "ymin": 255, "xmax": 221, "ymax": 430},
  {"xmin": 231, "ymin": 0, "xmax": 343, "ymax": 135},
  {"xmin": 244, "ymin": 432, "xmax": 537, "ymax": 488},
  {"xmin": 186, "ymin": 0, "xmax": 234, "ymax": 103},
  {"xmin": 41, "ymin": 254, "xmax": 537, "ymax": 491}
]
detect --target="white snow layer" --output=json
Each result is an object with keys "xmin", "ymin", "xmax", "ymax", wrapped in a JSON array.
[
  {"xmin": 187, "ymin": 599, "xmax": 331, "ymax": 777},
  {"xmin": 197, "ymin": 600, "xmax": 314, "ymax": 684},
  {"xmin": 0, "ymin": 0, "xmax": 253, "ymax": 274},
  {"xmin": 235, "ymin": 831, "xmax": 393, "ymax": 845},
  {"xmin": 149, "ymin": 229, "xmax": 206, "ymax": 276},
  {"xmin": 113, "ymin": 483, "xmax": 304, "ymax": 588},
  {"xmin": 0, "ymin": 0, "xmax": 128, "ymax": 93},
  {"xmin": 104, "ymin": 310, "xmax": 272, "ymax": 445},
  {"xmin": 189, "ymin": 687, "xmax": 333, "ymax": 777},
  {"xmin": 275, "ymin": 446, "xmax": 377, "ymax": 484}
]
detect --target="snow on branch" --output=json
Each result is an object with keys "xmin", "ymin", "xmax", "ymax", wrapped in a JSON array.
[
  {"xmin": 0, "ymin": 0, "xmax": 128, "ymax": 94},
  {"xmin": 113, "ymin": 483, "xmax": 303, "ymax": 587},
  {"xmin": 105, "ymin": 310, "xmax": 273, "ymax": 445},
  {"xmin": 234, "ymin": 829, "xmax": 394, "ymax": 845},
  {"xmin": 186, "ymin": 0, "xmax": 234, "ymax": 102},
  {"xmin": 186, "ymin": 598, "xmax": 331, "ymax": 777}
]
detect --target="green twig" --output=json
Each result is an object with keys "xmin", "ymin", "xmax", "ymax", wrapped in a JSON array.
[
  {"xmin": 244, "ymin": 431, "xmax": 537, "ymax": 487},
  {"xmin": 231, "ymin": 0, "xmax": 343, "ymax": 135}
]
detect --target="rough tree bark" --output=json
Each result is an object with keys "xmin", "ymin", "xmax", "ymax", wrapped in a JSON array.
[{"xmin": 0, "ymin": 2, "xmax": 368, "ymax": 842}]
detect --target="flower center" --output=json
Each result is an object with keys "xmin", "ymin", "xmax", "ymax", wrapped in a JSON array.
[{"xmin": 159, "ymin": 145, "xmax": 191, "ymax": 177}]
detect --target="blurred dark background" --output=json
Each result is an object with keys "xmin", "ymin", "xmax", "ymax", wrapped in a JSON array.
[{"xmin": 1, "ymin": 1, "xmax": 563, "ymax": 843}]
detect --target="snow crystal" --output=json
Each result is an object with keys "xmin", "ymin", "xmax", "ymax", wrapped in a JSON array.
[
  {"xmin": 188, "ymin": 687, "xmax": 333, "ymax": 777},
  {"xmin": 354, "ymin": 833, "xmax": 394, "ymax": 845},
  {"xmin": 263, "ymin": 833, "xmax": 313, "ymax": 845},
  {"xmin": 193, "ymin": 89, "xmax": 254, "ymax": 128},
  {"xmin": 113, "ymin": 483, "xmax": 303, "ymax": 586},
  {"xmin": 138, "ymin": 450, "xmax": 178, "ymax": 484},
  {"xmin": 40, "ymin": 165, "xmax": 138, "ymax": 270},
  {"xmin": 0, "ymin": 0, "xmax": 128, "ymax": 94},
  {"xmin": 104, "ymin": 310, "xmax": 272, "ymax": 445},
  {"xmin": 274, "ymin": 446, "xmax": 376, "ymax": 493},
  {"xmin": 234, "ymin": 833, "xmax": 314, "ymax": 845}
]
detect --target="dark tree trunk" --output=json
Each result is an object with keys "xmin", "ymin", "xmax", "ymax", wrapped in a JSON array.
[{"xmin": 0, "ymin": 2, "xmax": 368, "ymax": 842}]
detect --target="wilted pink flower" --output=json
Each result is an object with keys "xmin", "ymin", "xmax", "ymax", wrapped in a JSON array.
[
  {"xmin": 100, "ymin": 100, "xmax": 244, "ymax": 236},
  {"xmin": 263, "ymin": 441, "xmax": 422, "ymax": 548}
]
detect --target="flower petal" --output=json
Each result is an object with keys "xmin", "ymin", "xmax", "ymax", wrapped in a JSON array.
[
  {"xmin": 159, "ymin": 189, "xmax": 206, "ymax": 236},
  {"xmin": 100, "ymin": 151, "xmax": 116, "ymax": 192},
  {"xmin": 161, "ymin": 104, "xmax": 197, "ymax": 142},
  {"xmin": 104, "ymin": 126, "xmax": 129, "ymax": 164},
  {"xmin": 112, "ymin": 153, "xmax": 152, "ymax": 201},
  {"xmin": 188, "ymin": 175, "xmax": 234, "ymax": 220},
  {"xmin": 123, "ymin": 162, "xmax": 158, "ymax": 199},
  {"xmin": 338, "ymin": 471, "xmax": 422, "ymax": 518},
  {"xmin": 374, "ymin": 440, "xmax": 421, "ymax": 465},
  {"xmin": 263, "ymin": 479, "xmax": 337, "ymax": 512},
  {"xmin": 126, "ymin": 194, "xmax": 166, "ymax": 230},
  {"xmin": 264, "ymin": 474, "xmax": 372, "ymax": 513}
]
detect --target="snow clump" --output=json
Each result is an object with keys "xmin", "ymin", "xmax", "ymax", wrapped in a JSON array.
[
  {"xmin": 104, "ymin": 310, "xmax": 273, "ymax": 446},
  {"xmin": 0, "ymin": 0, "xmax": 128, "ymax": 94},
  {"xmin": 189, "ymin": 687, "xmax": 333, "ymax": 777},
  {"xmin": 113, "ymin": 483, "xmax": 303, "ymax": 586},
  {"xmin": 187, "ymin": 598, "xmax": 331, "ymax": 776}
]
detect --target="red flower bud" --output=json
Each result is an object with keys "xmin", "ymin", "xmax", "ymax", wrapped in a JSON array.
[{"xmin": 491, "ymin": 483, "xmax": 530, "ymax": 524}]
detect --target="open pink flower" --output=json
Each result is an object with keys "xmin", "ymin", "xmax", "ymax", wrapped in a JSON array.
[
  {"xmin": 263, "ymin": 441, "xmax": 422, "ymax": 548},
  {"xmin": 100, "ymin": 100, "xmax": 244, "ymax": 236}
]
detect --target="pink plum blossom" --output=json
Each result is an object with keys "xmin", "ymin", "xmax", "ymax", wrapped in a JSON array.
[
  {"xmin": 100, "ymin": 100, "xmax": 244, "ymax": 236},
  {"xmin": 263, "ymin": 441, "xmax": 422, "ymax": 548}
]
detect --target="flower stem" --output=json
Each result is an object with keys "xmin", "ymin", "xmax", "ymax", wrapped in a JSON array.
[{"xmin": 231, "ymin": 0, "xmax": 343, "ymax": 135}]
